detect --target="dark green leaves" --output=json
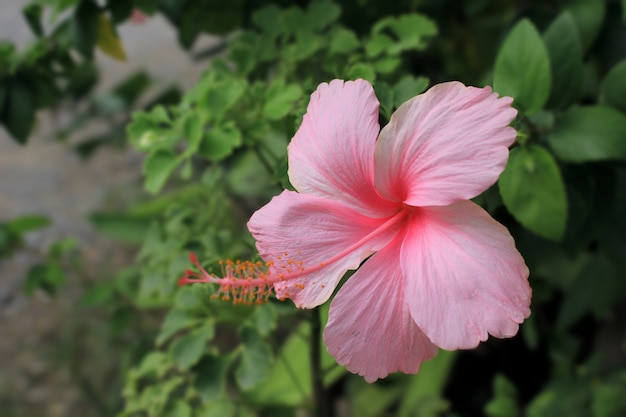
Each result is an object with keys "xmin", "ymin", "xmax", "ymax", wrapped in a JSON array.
[
  {"xmin": 3, "ymin": 80, "xmax": 35, "ymax": 144},
  {"xmin": 143, "ymin": 150, "xmax": 180, "ymax": 194},
  {"xmin": 235, "ymin": 328, "xmax": 272, "ymax": 391},
  {"xmin": 499, "ymin": 145, "xmax": 568, "ymax": 241},
  {"xmin": 600, "ymin": 60, "xmax": 626, "ymax": 113},
  {"xmin": 494, "ymin": 19, "xmax": 551, "ymax": 115},
  {"xmin": 547, "ymin": 106, "xmax": 626, "ymax": 162},
  {"xmin": 544, "ymin": 12, "xmax": 583, "ymax": 109},
  {"xmin": 72, "ymin": 0, "xmax": 99, "ymax": 58},
  {"xmin": 169, "ymin": 324, "xmax": 214, "ymax": 370}
]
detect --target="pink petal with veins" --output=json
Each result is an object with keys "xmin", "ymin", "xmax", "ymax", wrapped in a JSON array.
[
  {"xmin": 248, "ymin": 190, "xmax": 401, "ymax": 308},
  {"xmin": 401, "ymin": 201, "xmax": 531, "ymax": 350},
  {"xmin": 325, "ymin": 234, "xmax": 438, "ymax": 382},
  {"xmin": 288, "ymin": 79, "xmax": 396, "ymax": 218},
  {"xmin": 375, "ymin": 82, "xmax": 518, "ymax": 206}
]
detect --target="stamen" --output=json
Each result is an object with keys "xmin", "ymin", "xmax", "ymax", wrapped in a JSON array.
[{"xmin": 178, "ymin": 209, "xmax": 408, "ymax": 305}]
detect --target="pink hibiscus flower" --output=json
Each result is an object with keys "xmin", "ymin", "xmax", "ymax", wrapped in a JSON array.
[{"xmin": 181, "ymin": 79, "xmax": 531, "ymax": 382}]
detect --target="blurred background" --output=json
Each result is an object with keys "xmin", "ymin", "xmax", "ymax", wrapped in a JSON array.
[{"xmin": 1, "ymin": 1, "xmax": 626, "ymax": 417}]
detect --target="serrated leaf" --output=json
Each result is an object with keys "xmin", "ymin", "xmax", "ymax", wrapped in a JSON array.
[
  {"xmin": 143, "ymin": 150, "xmax": 180, "ymax": 194},
  {"xmin": 365, "ymin": 33, "xmax": 394, "ymax": 58},
  {"xmin": 235, "ymin": 328, "xmax": 272, "ymax": 391},
  {"xmin": 157, "ymin": 309, "xmax": 203, "ymax": 346},
  {"xmin": 547, "ymin": 106, "xmax": 626, "ymax": 162},
  {"xmin": 329, "ymin": 27, "xmax": 360, "ymax": 55},
  {"xmin": 347, "ymin": 63, "xmax": 376, "ymax": 83},
  {"xmin": 600, "ymin": 60, "xmax": 626, "ymax": 113},
  {"xmin": 263, "ymin": 83, "xmax": 302, "ymax": 120},
  {"xmin": 493, "ymin": 19, "xmax": 551, "ymax": 115},
  {"xmin": 169, "ymin": 325, "xmax": 215, "ymax": 370},
  {"xmin": 199, "ymin": 124, "xmax": 242, "ymax": 161},
  {"xmin": 203, "ymin": 78, "xmax": 247, "ymax": 121},
  {"xmin": 375, "ymin": 14, "xmax": 437, "ymax": 53},
  {"xmin": 544, "ymin": 12, "xmax": 583, "ymax": 109},
  {"xmin": 499, "ymin": 145, "xmax": 567, "ymax": 241}
]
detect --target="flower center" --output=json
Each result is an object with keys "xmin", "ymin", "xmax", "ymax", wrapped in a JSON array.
[{"xmin": 178, "ymin": 208, "xmax": 409, "ymax": 304}]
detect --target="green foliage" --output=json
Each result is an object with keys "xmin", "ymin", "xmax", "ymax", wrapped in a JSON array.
[
  {"xmin": 493, "ymin": 19, "xmax": 551, "ymax": 115},
  {"xmin": 499, "ymin": 145, "xmax": 568, "ymax": 241},
  {"xmin": 547, "ymin": 106, "xmax": 626, "ymax": 162}
]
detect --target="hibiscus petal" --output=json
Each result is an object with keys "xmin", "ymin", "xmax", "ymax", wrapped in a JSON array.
[
  {"xmin": 374, "ymin": 82, "xmax": 518, "ymax": 206},
  {"xmin": 248, "ymin": 190, "xmax": 400, "ymax": 308},
  {"xmin": 402, "ymin": 201, "xmax": 531, "ymax": 350},
  {"xmin": 288, "ymin": 79, "xmax": 396, "ymax": 217},
  {"xmin": 324, "ymin": 237, "xmax": 439, "ymax": 383}
]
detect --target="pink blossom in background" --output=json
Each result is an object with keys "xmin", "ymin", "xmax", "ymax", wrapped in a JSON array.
[
  {"xmin": 130, "ymin": 9, "xmax": 148, "ymax": 24},
  {"xmin": 181, "ymin": 79, "xmax": 531, "ymax": 382}
]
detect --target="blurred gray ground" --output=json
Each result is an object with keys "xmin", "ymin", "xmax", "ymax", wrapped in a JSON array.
[{"xmin": 0, "ymin": 2, "xmax": 218, "ymax": 415}]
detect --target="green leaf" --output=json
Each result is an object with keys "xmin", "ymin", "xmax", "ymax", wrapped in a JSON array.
[
  {"xmin": 6, "ymin": 215, "xmax": 50, "ymax": 234},
  {"xmin": 566, "ymin": 0, "xmax": 605, "ymax": 52},
  {"xmin": 307, "ymin": 0, "xmax": 341, "ymax": 31},
  {"xmin": 194, "ymin": 354, "xmax": 234, "ymax": 401},
  {"xmin": 196, "ymin": 399, "xmax": 235, "ymax": 417},
  {"xmin": 397, "ymin": 351, "xmax": 456, "ymax": 417},
  {"xmin": 365, "ymin": 33, "xmax": 394, "ymax": 58},
  {"xmin": 199, "ymin": 124, "xmax": 242, "ymax": 161},
  {"xmin": 143, "ymin": 150, "xmax": 180, "ymax": 194},
  {"xmin": 484, "ymin": 375, "xmax": 519, "ymax": 417},
  {"xmin": 96, "ymin": 13, "xmax": 127, "ymax": 60},
  {"xmin": 127, "ymin": 106, "xmax": 176, "ymax": 152},
  {"xmin": 347, "ymin": 63, "xmax": 376, "ymax": 83},
  {"xmin": 556, "ymin": 255, "xmax": 626, "ymax": 331},
  {"xmin": 251, "ymin": 5, "xmax": 283, "ymax": 38},
  {"xmin": 202, "ymin": 78, "xmax": 247, "ymax": 122},
  {"xmin": 23, "ymin": 4, "xmax": 44, "ymax": 37},
  {"xmin": 547, "ymin": 106, "xmax": 626, "ymax": 162},
  {"xmin": 493, "ymin": 19, "xmax": 551, "ymax": 115},
  {"xmin": 393, "ymin": 76, "xmax": 428, "ymax": 107},
  {"xmin": 72, "ymin": 0, "xmax": 99, "ymax": 59},
  {"xmin": 499, "ymin": 145, "xmax": 567, "ymax": 241},
  {"xmin": 4, "ymin": 80, "xmax": 35, "ymax": 144},
  {"xmin": 373, "ymin": 14, "xmax": 437, "ymax": 54},
  {"xmin": 80, "ymin": 283, "xmax": 114, "ymax": 306},
  {"xmin": 23, "ymin": 263, "xmax": 67, "ymax": 296},
  {"xmin": 263, "ymin": 83, "xmax": 303, "ymax": 120},
  {"xmin": 544, "ymin": 12, "xmax": 583, "ymax": 109},
  {"xmin": 0, "ymin": 82, "xmax": 8, "ymax": 118},
  {"xmin": 107, "ymin": 0, "xmax": 133, "ymax": 24},
  {"xmin": 600, "ymin": 60, "xmax": 626, "ymax": 113},
  {"xmin": 169, "ymin": 324, "xmax": 214, "ymax": 370},
  {"xmin": 164, "ymin": 400, "xmax": 191, "ymax": 417},
  {"xmin": 329, "ymin": 27, "xmax": 360, "ymax": 55},
  {"xmin": 157, "ymin": 309, "xmax": 203, "ymax": 346},
  {"xmin": 89, "ymin": 213, "xmax": 150, "ymax": 243},
  {"xmin": 235, "ymin": 328, "xmax": 272, "ymax": 391}
]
